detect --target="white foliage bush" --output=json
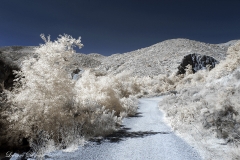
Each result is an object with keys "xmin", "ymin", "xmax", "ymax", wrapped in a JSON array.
[
  {"xmin": 207, "ymin": 41, "xmax": 240, "ymax": 80},
  {"xmin": 6, "ymin": 34, "xmax": 86, "ymax": 153},
  {"xmin": 5, "ymin": 34, "xmax": 138, "ymax": 156},
  {"xmin": 130, "ymin": 74, "xmax": 177, "ymax": 97},
  {"xmin": 74, "ymin": 70, "xmax": 138, "ymax": 116}
]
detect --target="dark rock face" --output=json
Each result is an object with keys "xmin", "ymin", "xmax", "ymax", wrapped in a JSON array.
[{"xmin": 177, "ymin": 53, "xmax": 219, "ymax": 75}]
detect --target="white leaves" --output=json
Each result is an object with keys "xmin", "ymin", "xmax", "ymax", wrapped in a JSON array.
[
  {"xmin": 40, "ymin": 34, "xmax": 50, "ymax": 43},
  {"xmin": 58, "ymin": 34, "xmax": 84, "ymax": 50},
  {"xmin": 38, "ymin": 34, "xmax": 83, "ymax": 55}
]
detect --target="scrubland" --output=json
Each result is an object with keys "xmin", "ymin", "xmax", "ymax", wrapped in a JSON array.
[
  {"xmin": 161, "ymin": 41, "xmax": 240, "ymax": 159},
  {"xmin": 0, "ymin": 34, "xmax": 239, "ymax": 159}
]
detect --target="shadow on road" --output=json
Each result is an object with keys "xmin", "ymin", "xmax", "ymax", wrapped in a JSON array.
[
  {"xmin": 90, "ymin": 126, "xmax": 172, "ymax": 144},
  {"xmin": 127, "ymin": 112, "xmax": 143, "ymax": 118}
]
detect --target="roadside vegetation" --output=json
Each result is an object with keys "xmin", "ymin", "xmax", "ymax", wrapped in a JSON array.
[
  {"xmin": 1, "ymin": 34, "xmax": 239, "ymax": 159},
  {"xmin": 161, "ymin": 41, "xmax": 240, "ymax": 159}
]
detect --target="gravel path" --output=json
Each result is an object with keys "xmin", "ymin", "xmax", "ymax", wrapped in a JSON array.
[{"xmin": 44, "ymin": 97, "xmax": 201, "ymax": 160}]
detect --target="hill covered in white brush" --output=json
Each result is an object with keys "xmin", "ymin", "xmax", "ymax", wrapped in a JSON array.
[
  {"xmin": 95, "ymin": 39, "xmax": 231, "ymax": 76},
  {"xmin": 0, "ymin": 35, "xmax": 239, "ymax": 159}
]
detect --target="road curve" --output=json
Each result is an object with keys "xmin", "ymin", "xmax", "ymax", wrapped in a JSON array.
[{"xmin": 45, "ymin": 97, "xmax": 201, "ymax": 160}]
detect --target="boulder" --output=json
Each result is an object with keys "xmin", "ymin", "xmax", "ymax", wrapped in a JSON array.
[{"xmin": 177, "ymin": 53, "xmax": 219, "ymax": 75}]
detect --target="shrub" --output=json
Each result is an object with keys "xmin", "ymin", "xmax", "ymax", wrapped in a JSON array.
[{"xmin": 5, "ymin": 34, "xmax": 138, "ymax": 156}]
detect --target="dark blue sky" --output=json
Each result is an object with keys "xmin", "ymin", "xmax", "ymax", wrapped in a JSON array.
[{"xmin": 0, "ymin": 0, "xmax": 240, "ymax": 56}]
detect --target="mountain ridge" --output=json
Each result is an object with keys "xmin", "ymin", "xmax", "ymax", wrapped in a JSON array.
[{"xmin": 0, "ymin": 38, "xmax": 238, "ymax": 77}]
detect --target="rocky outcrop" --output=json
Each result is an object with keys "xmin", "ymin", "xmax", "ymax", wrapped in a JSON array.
[{"xmin": 177, "ymin": 53, "xmax": 219, "ymax": 75}]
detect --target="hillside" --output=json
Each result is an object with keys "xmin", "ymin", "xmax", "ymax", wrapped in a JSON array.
[
  {"xmin": 1, "ymin": 38, "xmax": 236, "ymax": 77},
  {"xmin": 0, "ymin": 46, "xmax": 102, "ymax": 74},
  {"xmin": 95, "ymin": 39, "xmax": 233, "ymax": 77},
  {"xmin": 0, "ymin": 38, "xmax": 239, "ymax": 160}
]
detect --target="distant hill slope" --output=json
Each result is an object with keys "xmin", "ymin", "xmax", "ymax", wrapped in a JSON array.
[
  {"xmin": 0, "ymin": 46, "xmax": 102, "ymax": 71},
  {"xmin": 0, "ymin": 39, "xmax": 238, "ymax": 77},
  {"xmin": 0, "ymin": 46, "xmax": 36, "ymax": 68},
  {"xmin": 95, "ymin": 39, "xmax": 237, "ymax": 77}
]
